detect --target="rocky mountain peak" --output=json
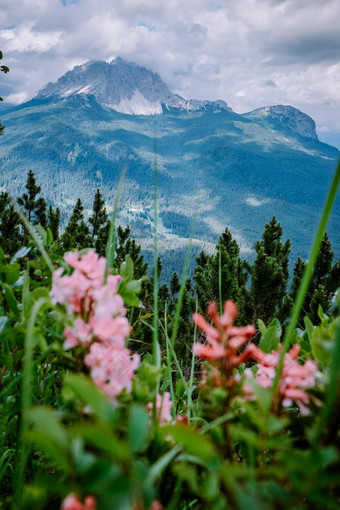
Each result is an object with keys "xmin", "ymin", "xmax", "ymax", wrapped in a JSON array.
[
  {"xmin": 35, "ymin": 57, "xmax": 232, "ymax": 115},
  {"xmin": 244, "ymin": 105, "xmax": 317, "ymax": 139}
]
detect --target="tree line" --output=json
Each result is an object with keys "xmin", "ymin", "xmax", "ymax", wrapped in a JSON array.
[{"xmin": 0, "ymin": 170, "xmax": 339, "ymax": 364}]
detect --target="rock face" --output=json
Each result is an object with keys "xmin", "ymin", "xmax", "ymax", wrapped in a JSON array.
[
  {"xmin": 35, "ymin": 57, "xmax": 232, "ymax": 115},
  {"xmin": 244, "ymin": 105, "xmax": 317, "ymax": 139}
]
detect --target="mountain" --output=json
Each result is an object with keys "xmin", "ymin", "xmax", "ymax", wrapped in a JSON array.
[
  {"xmin": 0, "ymin": 58, "xmax": 339, "ymax": 276},
  {"xmin": 36, "ymin": 58, "xmax": 232, "ymax": 115},
  {"xmin": 244, "ymin": 105, "xmax": 317, "ymax": 140}
]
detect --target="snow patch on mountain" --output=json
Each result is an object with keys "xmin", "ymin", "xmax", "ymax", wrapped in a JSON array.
[
  {"xmin": 106, "ymin": 89, "xmax": 163, "ymax": 115},
  {"xmin": 35, "ymin": 58, "xmax": 233, "ymax": 116}
]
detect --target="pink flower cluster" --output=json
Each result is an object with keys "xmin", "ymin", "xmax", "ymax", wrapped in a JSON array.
[
  {"xmin": 194, "ymin": 300, "xmax": 319, "ymax": 414},
  {"xmin": 61, "ymin": 493, "xmax": 96, "ymax": 510},
  {"xmin": 244, "ymin": 344, "xmax": 320, "ymax": 415},
  {"xmin": 51, "ymin": 250, "xmax": 139, "ymax": 401},
  {"xmin": 147, "ymin": 392, "xmax": 173, "ymax": 423},
  {"xmin": 193, "ymin": 301, "xmax": 256, "ymax": 389}
]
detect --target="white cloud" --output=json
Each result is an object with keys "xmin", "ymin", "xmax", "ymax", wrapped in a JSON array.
[
  {"xmin": 245, "ymin": 195, "xmax": 271, "ymax": 207},
  {"xmin": 0, "ymin": 0, "xmax": 339, "ymax": 136}
]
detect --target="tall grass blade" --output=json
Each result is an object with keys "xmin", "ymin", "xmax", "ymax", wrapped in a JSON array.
[
  {"xmin": 272, "ymin": 158, "xmax": 340, "ymax": 397},
  {"xmin": 170, "ymin": 208, "xmax": 198, "ymax": 350},
  {"xmin": 218, "ymin": 247, "xmax": 222, "ymax": 315},
  {"xmin": 312, "ymin": 305, "xmax": 340, "ymax": 449},
  {"xmin": 11, "ymin": 199, "xmax": 54, "ymax": 273},
  {"xmin": 15, "ymin": 297, "xmax": 49, "ymax": 508},
  {"xmin": 187, "ymin": 299, "xmax": 198, "ymax": 423},
  {"xmin": 105, "ymin": 161, "xmax": 128, "ymax": 283},
  {"xmin": 153, "ymin": 143, "xmax": 161, "ymax": 369},
  {"xmin": 164, "ymin": 303, "xmax": 176, "ymax": 418}
]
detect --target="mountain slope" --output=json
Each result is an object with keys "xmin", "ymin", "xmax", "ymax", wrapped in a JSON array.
[{"xmin": 0, "ymin": 59, "xmax": 339, "ymax": 268}]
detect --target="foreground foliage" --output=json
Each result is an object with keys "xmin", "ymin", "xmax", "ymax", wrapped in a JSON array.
[{"xmin": 0, "ymin": 238, "xmax": 339, "ymax": 509}]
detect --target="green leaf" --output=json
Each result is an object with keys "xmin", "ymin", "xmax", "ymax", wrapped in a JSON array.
[
  {"xmin": 74, "ymin": 424, "xmax": 127, "ymax": 460},
  {"xmin": 119, "ymin": 288, "xmax": 140, "ymax": 307},
  {"xmin": 120, "ymin": 255, "xmax": 134, "ymax": 282},
  {"xmin": 247, "ymin": 378, "xmax": 271, "ymax": 413},
  {"xmin": 65, "ymin": 374, "xmax": 117, "ymax": 424},
  {"xmin": 0, "ymin": 316, "xmax": 9, "ymax": 333},
  {"xmin": 25, "ymin": 429, "xmax": 70, "ymax": 472},
  {"xmin": 32, "ymin": 287, "xmax": 51, "ymax": 302},
  {"xmin": 125, "ymin": 279, "xmax": 142, "ymax": 294},
  {"xmin": 11, "ymin": 247, "xmax": 31, "ymax": 263},
  {"xmin": 46, "ymin": 227, "xmax": 53, "ymax": 246},
  {"xmin": 259, "ymin": 322, "xmax": 281, "ymax": 353},
  {"xmin": 128, "ymin": 405, "xmax": 149, "ymax": 453},
  {"xmin": 257, "ymin": 319, "xmax": 266, "ymax": 336},
  {"xmin": 304, "ymin": 316, "xmax": 314, "ymax": 341},
  {"xmin": 310, "ymin": 323, "xmax": 334, "ymax": 367},
  {"xmin": 2, "ymin": 283, "xmax": 19, "ymax": 318},
  {"xmin": 25, "ymin": 407, "xmax": 69, "ymax": 450},
  {"xmin": 160, "ymin": 424, "xmax": 218, "ymax": 464},
  {"xmin": 3, "ymin": 263, "xmax": 21, "ymax": 285}
]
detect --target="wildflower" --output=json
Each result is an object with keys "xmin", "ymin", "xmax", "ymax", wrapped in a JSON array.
[
  {"xmin": 61, "ymin": 493, "xmax": 96, "ymax": 510},
  {"xmin": 84, "ymin": 343, "xmax": 140, "ymax": 402},
  {"xmin": 64, "ymin": 249, "xmax": 106, "ymax": 281},
  {"xmin": 244, "ymin": 344, "xmax": 320, "ymax": 415},
  {"xmin": 64, "ymin": 317, "xmax": 92, "ymax": 349},
  {"xmin": 193, "ymin": 301, "xmax": 256, "ymax": 389},
  {"xmin": 51, "ymin": 250, "xmax": 139, "ymax": 402},
  {"xmin": 147, "ymin": 392, "xmax": 173, "ymax": 423}
]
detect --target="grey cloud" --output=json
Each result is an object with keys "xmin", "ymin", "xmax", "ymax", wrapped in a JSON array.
[{"xmin": 0, "ymin": 0, "xmax": 339, "ymax": 136}]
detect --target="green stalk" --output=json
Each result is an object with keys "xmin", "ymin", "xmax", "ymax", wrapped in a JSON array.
[
  {"xmin": 104, "ymin": 161, "xmax": 127, "ymax": 283},
  {"xmin": 170, "ymin": 208, "xmax": 197, "ymax": 349},
  {"xmin": 218, "ymin": 247, "xmax": 223, "ymax": 315},
  {"xmin": 312, "ymin": 309, "xmax": 340, "ymax": 449},
  {"xmin": 12, "ymin": 200, "xmax": 54, "ymax": 273},
  {"xmin": 187, "ymin": 299, "xmax": 198, "ymax": 423},
  {"xmin": 15, "ymin": 297, "xmax": 49, "ymax": 507},
  {"xmin": 272, "ymin": 158, "xmax": 340, "ymax": 398},
  {"xmin": 152, "ymin": 145, "xmax": 161, "ymax": 370},
  {"xmin": 164, "ymin": 303, "xmax": 176, "ymax": 418}
]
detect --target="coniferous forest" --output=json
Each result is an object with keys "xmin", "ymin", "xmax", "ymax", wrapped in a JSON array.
[
  {"xmin": 1, "ymin": 50, "xmax": 340, "ymax": 510},
  {"xmin": 1, "ymin": 165, "xmax": 340, "ymax": 509}
]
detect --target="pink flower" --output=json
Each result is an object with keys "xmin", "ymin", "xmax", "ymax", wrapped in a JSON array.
[
  {"xmin": 244, "ymin": 344, "xmax": 320, "ymax": 415},
  {"xmin": 148, "ymin": 393, "xmax": 173, "ymax": 423},
  {"xmin": 85, "ymin": 343, "xmax": 140, "ymax": 401},
  {"xmin": 193, "ymin": 301, "xmax": 256, "ymax": 369},
  {"xmin": 90, "ymin": 315, "xmax": 130, "ymax": 346},
  {"xmin": 64, "ymin": 250, "xmax": 106, "ymax": 282},
  {"xmin": 51, "ymin": 268, "xmax": 91, "ymax": 314},
  {"xmin": 61, "ymin": 493, "xmax": 96, "ymax": 510},
  {"xmin": 64, "ymin": 317, "xmax": 93, "ymax": 349},
  {"xmin": 51, "ymin": 250, "xmax": 139, "ymax": 402}
]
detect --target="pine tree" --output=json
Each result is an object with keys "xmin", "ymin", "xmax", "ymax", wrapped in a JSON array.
[
  {"xmin": 115, "ymin": 226, "xmax": 148, "ymax": 279},
  {"xmin": 170, "ymin": 272, "xmax": 180, "ymax": 297},
  {"xmin": 17, "ymin": 170, "xmax": 47, "ymax": 227},
  {"xmin": 291, "ymin": 233, "xmax": 340, "ymax": 324},
  {"xmin": 193, "ymin": 228, "xmax": 249, "ymax": 318},
  {"xmin": 61, "ymin": 198, "xmax": 91, "ymax": 251},
  {"xmin": 245, "ymin": 217, "xmax": 292, "ymax": 325},
  {"xmin": 48, "ymin": 206, "xmax": 60, "ymax": 241},
  {"xmin": 0, "ymin": 192, "xmax": 23, "ymax": 255},
  {"xmin": 89, "ymin": 189, "xmax": 108, "ymax": 255}
]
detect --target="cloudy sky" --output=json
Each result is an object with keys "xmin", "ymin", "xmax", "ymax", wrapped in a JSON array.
[{"xmin": 0, "ymin": 0, "xmax": 339, "ymax": 146}]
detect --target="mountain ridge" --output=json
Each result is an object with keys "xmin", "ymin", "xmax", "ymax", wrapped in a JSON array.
[{"xmin": 0, "ymin": 57, "xmax": 339, "ymax": 273}]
